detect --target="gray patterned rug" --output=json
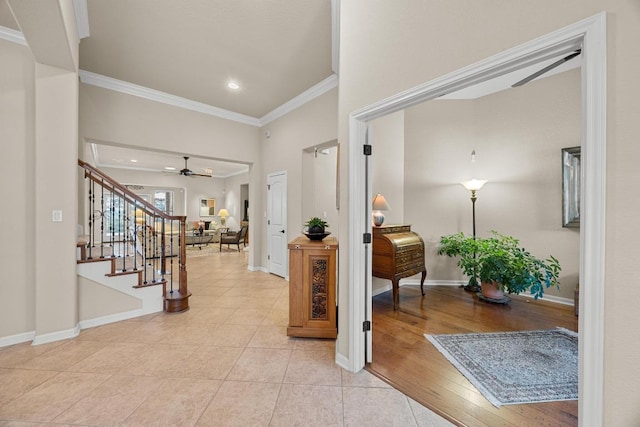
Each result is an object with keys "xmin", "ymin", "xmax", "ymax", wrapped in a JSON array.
[{"xmin": 425, "ymin": 327, "xmax": 578, "ymax": 407}]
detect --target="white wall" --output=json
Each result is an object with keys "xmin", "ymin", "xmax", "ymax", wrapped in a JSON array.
[
  {"xmin": 370, "ymin": 111, "xmax": 405, "ymax": 294},
  {"xmin": 302, "ymin": 144, "xmax": 339, "ymax": 235},
  {"xmin": 338, "ymin": 2, "xmax": 640, "ymax": 423},
  {"xmin": 405, "ymin": 70, "xmax": 580, "ymax": 300},
  {"xmin": 223, "ymin": 172, "xmax": 250, "ymax": 231},
  {"xmin": 0, "ymin": 39, "xmax": 36, "ymax": 340},
  {"xmin": 259, "ymin": 88, "xmax": 338, "ymax": 266},
  {"xmin": 99, "ymin": 166, "xmax": 225, "ymax": 220},
  {"xmin": 370, "ymin": 111, "xmax": 405, "ymax": 225}
]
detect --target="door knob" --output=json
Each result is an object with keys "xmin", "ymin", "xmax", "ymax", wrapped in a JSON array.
[{"xmin": 280, "ymin": 229, "xmax": 285, "ymax": 233}]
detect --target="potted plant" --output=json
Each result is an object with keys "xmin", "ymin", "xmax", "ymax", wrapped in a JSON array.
[
  {"xmin": 437, "ymin": 231, "xmax": 561, "ymax": 300},
  {"xmin": 304, "ymin": 217, "xmax": 330, "ymax": 240}
]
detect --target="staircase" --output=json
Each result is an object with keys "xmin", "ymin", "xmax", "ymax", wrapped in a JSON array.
[{"xmin": 77, "ymin": 159, "xmax": 191, "ymax": 314}]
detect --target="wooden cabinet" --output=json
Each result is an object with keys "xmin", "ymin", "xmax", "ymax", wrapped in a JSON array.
[{"xmin": 287, "ymin": 236, "xmax": 338, "ymax": 339}]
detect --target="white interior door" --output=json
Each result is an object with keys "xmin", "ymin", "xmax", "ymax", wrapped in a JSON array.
[{"xmin": 267, "ymin": 171, "xmax": 287, "ymax": 277}]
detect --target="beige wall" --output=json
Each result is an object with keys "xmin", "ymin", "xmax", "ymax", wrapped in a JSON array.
[
  {"xmin": 302, "ymin": 144, "xmax": 339, "ymax": 235},
  {"xmin": 79, "ymin": 278, "xmax": 141, "ymax": 321},
  {"xmin": 79, "ymin": 85, "xmax": 261, "ymax": 166},
  {"xmin": 405, "ymin": 70, "xmax": 580, "ymax": 300},
  {"xmin": 34, "ymin": 63, "xmax": 79, "ymax": 338},
  {"xmin": 0, "ymin": 39, "xmax": 36, "ymax": 339},
  {"xmin": 1, "ymin": 2, "xmax": 80, "ymax": 344},
  {"xmin": 370, "ymin": 111, "xmax": 405, "ymax": 225},
  {"xmin": 99, "ymin": 166, "xmax": 224, "ymax": 219},
  {"xmin": 223, "ymin": 171, "xmax": 251, "ymax": 231},
  {"xmin": 259, "ymin": 88, "xmax": 338, "ymax": 267},
  {"xmin": 338, "ymin": 1, "xmax": 640, "ymax": 423}
]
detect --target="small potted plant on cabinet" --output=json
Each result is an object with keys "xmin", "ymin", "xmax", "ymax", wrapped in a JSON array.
[
  {"xmin": 304, "ymin": 217, "xmax": 330, "ymax": 241},
  {"xmin": 437, "ymin": 231, "xmax": 561, "ymax": 301}
]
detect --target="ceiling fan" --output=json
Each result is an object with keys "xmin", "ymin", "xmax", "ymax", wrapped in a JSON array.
[
  {"xmin": 179, "ymin": 156, "xmax": 212, "ymax": 178},
  {"xmin": 511, "ymin": 49, "xmax": 581, "ymax": 88}
]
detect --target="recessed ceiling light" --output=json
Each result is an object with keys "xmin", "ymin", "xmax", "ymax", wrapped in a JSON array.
[
  {"xmin": 227, "ymin": 81, "xmax": 240, "ymax": 90},
  {"xmin": 204, "ymin": 168, "xmax": 213, "ymax": 175},
  {"xmin": 164, "ymin": 166, "xmax": 176, "ymax": 171},
  {"xmin": 130, "ymin": 159, "xmax": 138, "ymax": 163}
]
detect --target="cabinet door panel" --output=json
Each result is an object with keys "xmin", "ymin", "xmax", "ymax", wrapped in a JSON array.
[{"xmin": 302, "ymin": 249, "xmax": 336, "ymax": 330}]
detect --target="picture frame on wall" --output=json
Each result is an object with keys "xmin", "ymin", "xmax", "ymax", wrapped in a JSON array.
[
  {"xmin": 562, "ymin": 146, "xmax": 580, "ymax": 228},
  {"xmin": 200, "ymin": 198, "xmax": 216, "ymax": 217}
]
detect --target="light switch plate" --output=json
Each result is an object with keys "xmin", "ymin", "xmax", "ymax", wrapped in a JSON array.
[{"xmin": 52, "ymin": 210, "xmax": 63, "ymax": 222}]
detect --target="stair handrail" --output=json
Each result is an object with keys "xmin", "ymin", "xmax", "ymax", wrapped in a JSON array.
[{"xmin": 78, "ymin": 159, "xmax": 190, "ymax": 311}]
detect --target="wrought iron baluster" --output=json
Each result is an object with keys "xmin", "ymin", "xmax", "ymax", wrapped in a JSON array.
[
  {"xmin": 88, "ymin": 178, "xmax": 94, "ymax": 260},
  {"xmin": 99, "ymin": 180, "xmax": 105, "ymax": 258}
]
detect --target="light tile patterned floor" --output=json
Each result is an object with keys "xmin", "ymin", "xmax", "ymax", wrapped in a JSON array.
[{"xmin": 0, "ymin": 251, "xmax": 453, "ymax": 426}]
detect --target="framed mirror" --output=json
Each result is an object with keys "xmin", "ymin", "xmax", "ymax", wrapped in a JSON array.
[
  {"xmin": 199, "ymin": 198, "xmax": 216, "ymax": 217},
  {"xmin": 562, "ymin": 146, "xmax": 580, "ymax": 228}
]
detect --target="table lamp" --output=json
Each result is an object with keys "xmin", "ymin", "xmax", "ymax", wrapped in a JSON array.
[
  {"xmin": 217, "ymin": 208, "xmax": 230, "ymax": 226},
  {"xmin": 372, "ymin": 194, "xmax": 391, "ymax": 227}
]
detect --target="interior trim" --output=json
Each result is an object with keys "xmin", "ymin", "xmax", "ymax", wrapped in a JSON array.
[
  {"xmin": 2, "ymin": 23, "xmax": 338, "ymax": 129},
  {"xmin": 72, "ymin": 0, "xmax": 90, "ymax": 39},
  {"xmin": 0, "ymin": 25, "xmax": 27, "ymax": 46},
  {"xmin": 259, "ymin": 74, "xmax": 338, "ymax": 126},
  {"xmin": 344, "ymin": 12, "xmax": 606, "ymax": 425},
  {"xmin": 32, "ymin": 324, "xmax": 81, "ymax": 346},
  {"xmin": 0, "ymin": 331, "xmax": 36, "ymax": 348},
  {"xmin": 78, "ymin": 70, "xmax": 262, "ymax": 127}
]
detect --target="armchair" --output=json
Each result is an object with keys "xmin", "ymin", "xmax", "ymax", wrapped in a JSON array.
[{"xmin": 219, "ymin": 226, "xmax": 248, "ymax": 252}]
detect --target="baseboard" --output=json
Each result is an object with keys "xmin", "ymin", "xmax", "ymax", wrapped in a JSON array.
[
  {"xmin": 372, "ymin": 279, "xmax": 464, "ymax": 297},
  {"xmin": 32, "ymin": 323, "xmax": 81, "ymax": 346},
  {"xmin": 79, "ymin": 306, "xmax": 163, "ymax": 330},
  {"xmin": 375, "ymin": 279, "xmax": 574, "ymax": 306},
  {"xmin": 335, "ymin": 351, "xmax": 351, "ymax": 372},
  {"xmin": 517, "ymin": 292, "xmax": 574, "ymax": 306},
  {"xmin": 0, "ymin": 330, "xmax": 36, "ymax": 348},
  {"xmin": 248, "ymin": 265, "xmax": 268, "ymax": 273}
]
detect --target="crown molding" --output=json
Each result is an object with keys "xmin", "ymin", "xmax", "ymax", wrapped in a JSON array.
[
  {"xmin": 79, "ymin": 70, "xmax": 262, "ymax": 127},
  {"xmin": 80, "ymin": 69, "xmax": 338, "ymax": 128},
  {"xmin": 0, "ymin": 25, "xmax": 27, "ymax": 46},
  {"xmin": 259, "ymin": 74, "xmax": 338, "ymax": 126},
  {"xmin": 73, "ymin": 0, "xmax": 90, "ymax": 39}
]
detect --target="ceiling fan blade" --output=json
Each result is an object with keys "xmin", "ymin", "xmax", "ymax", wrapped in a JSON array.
[
  {"xmin": 178, "ymin": 155, "xmax": 210, "ymax": 177},
  {"xmin": 511, "ymin": 49, "xmax": 581, "ymax": 88}
]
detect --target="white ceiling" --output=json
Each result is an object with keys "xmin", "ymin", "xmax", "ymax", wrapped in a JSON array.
[
  {"xmin": 90, "ymin": 142, "xmax": 249, "ymax": 178},
  {"xmin": 79, "ymin": 0, "xmax": 333, "ymax": 119}
]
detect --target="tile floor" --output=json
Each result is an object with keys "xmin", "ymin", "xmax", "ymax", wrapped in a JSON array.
[{"xmin": 0, "ymin": 250, "xmax": 453, "ymax": 426}]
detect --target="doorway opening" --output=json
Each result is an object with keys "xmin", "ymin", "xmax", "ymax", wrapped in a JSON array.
[{"xmin": 344, "ymin": 12, "xmax": 606, "ymax": 424}]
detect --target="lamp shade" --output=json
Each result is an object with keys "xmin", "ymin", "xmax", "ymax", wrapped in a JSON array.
[
  {"xmin": 217, "ymin": 208, "xmax": 230, "ymax": 218},
  {"xmin": 461, "ymin": 179, "xmax": 488, "ymax": 191},
  {"xmin": 372, "ymin": 194, "xmax": 391, "ymax": 211}
]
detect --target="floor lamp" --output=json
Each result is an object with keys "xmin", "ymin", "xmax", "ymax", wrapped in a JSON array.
[{"xmin": 461, "ymin": 179, "xmax": 487, "ymax": 292}]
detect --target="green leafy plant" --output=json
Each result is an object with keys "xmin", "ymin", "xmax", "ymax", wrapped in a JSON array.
[
  {"xmin": 304, "ymin": 216, "xmax": 329, "ymax": 232},
  {"xmin": 437, "ymin": 231, "xmax": 561, "ymax": 299}
]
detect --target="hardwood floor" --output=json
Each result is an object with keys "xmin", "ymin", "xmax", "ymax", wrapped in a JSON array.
[{"xmin": 367, "ymin": 285, "xmax": 579, "ymax": 427}]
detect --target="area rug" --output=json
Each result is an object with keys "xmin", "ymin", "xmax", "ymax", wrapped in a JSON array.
[
  {"xmin": 185, "ymin": 244, "xmax": 219, "ymax": 257},
  {"xmin": 424, "ymin": 327, "xmax": 578, "ymax": 407}
]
